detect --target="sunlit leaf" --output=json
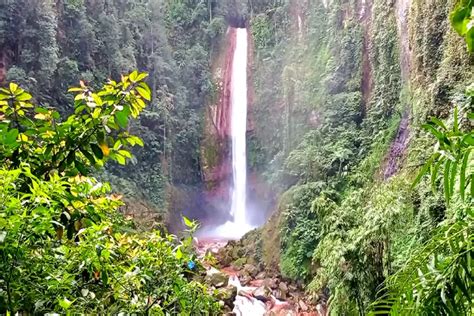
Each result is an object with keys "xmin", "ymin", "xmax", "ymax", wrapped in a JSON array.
[
  {"xmin": 465, "ymin": 25, "xmax": 474, "ymax": 52},
  {"xmin": 176, "ymin": 247, "xmax": 183, "ymax": 260},
  {"xmin": 34, "ymin": 113, "xmax": 48, "ymax": 120},
  {"xmin": 16, "ymin": 92, "xmax": 32, "ymax": 101},
  {"xmin": 450, "ymin": 6, "xmax": 471, "ymax": 35},
  {"xmin": 9, "ymin": 82, "xmax": 18, "ymax": 93},
  {"xmin": 58, "ymin": 297, "xmax": 73, "ymax": 310},
  {"xmin": 136, "ymin": 85, "xmax": 151, "ymax": 101},
  {"xmin": 115, "ymin": 153, "xmax": 126, "ymax": 165},
  {"xmin": 129, "ymin": 70, "xmax": 139, "ymax": 82},
  {"xmin": 183, "ymin": 216, "xmax": 194, "ymax": 228}
]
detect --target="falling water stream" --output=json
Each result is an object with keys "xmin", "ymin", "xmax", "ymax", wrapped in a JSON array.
[
  {"xmin": 196, "ymin": 27, "xmax": 313, "ymax": 315},
  {"xmin": 230, "ymin": 27, "xmax": 248, "ymax": 227},
  {"xmin": 208, "ymin": 27, "xmax": 253, "ymax": 239}
]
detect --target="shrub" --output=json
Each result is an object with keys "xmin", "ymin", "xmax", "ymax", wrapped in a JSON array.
[{"xmin": 0, "ymin": 73, "xmax": 220, "ymax": 314}]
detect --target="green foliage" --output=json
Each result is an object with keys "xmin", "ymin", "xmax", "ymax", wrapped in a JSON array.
[
  {"xmin": 413, "ymin": 103, "xmax": 473, "ymax": 204},
  {"xmin": 0, "ymin": 72, "xmax": 149, "ymax": 175},
  {"xmin": 309, "ymin": 176, "xmax": 415, "ymax": 315},
  {"xmin": 279, "ymin": 182, "xmax": 328, "ymax": 280},
  {"xmin": 251, "ymin": 14, "xmax": 275, "ymax": 50},
  {"xmin": 0, "ymin": 76, "xmax": 219, "ymax": 314},
  {"xmin": 247, "ymin": 0, "xmax": 474, "ymax": 315},
  {"xmin": 370, "ymin": 103, "xmax": 473, "ymax": 315},
  {"xmin": 0, "ymin": 0, "xmax": 225, "ymax": 212},
  {"xmin": 450, "ymin": 0, "xmax": 474, "ymax": 51},
  {"xmin": 372, "ymin": 216, "xmax": 472, "ymax": 315}
]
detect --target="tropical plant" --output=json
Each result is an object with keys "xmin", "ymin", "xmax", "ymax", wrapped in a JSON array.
[
  {"xmin": 0, "ymin": 74, "xmax": 220, "ymax": 314},
  {"xmin": 450, "ymin": 0, "xmax": 474, "ymax": 52},
  {"xmin": 413, "ymin": 103, "xmax": 474, "ymax": 205},
  {"xmin": 369, "ymin": 102, "xmax": 473, "ymax": 315}
]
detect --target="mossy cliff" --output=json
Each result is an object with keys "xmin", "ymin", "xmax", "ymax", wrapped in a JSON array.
[{"xmin": 217, "ymin": 0, "xmax": 473, "ymax": 313}]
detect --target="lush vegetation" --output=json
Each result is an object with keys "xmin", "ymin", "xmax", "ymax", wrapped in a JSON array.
[
  {"xmin": 0, "ymin": 0, "xmax": 229, "ymax": 215},
  {"xmin": 0, "ymin": 74, "xmax": 219, "ymax": 314},
  {"xmin": 246, "ymin": 0, "xmax": 473, "ymax": 315},
  {"xmin": 0, "ymin": 0, "xmax": 472, "ymax": 314}
]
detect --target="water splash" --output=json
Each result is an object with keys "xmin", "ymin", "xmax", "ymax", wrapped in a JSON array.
[{"xmin": 229, "ymin": 276, "xmax": 267, "ymax": 316}]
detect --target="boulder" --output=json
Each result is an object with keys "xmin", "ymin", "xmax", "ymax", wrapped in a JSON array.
[
  {"xmin": 298, "ymin": 300, "xmax": 309, "ymax": 312},
  {"xmin": 231, "ymin": 245, "xmax": 244, "ymax": 260},
  {"xmin": 263, "ymin": 278, "xmax": 278, "ymax": 289},
  {"xmin": 239, "ymin": 274, "xmax": 252, "ymax": 286},
  {"xmin": 217, "ymin": 251, "xmax": 233, "ymax": 267},
  {"xmin": 274, "ymin": 288, "xmax": 287, "ymax": 300},
  {"xmin": 278, "ymin": 281, "xmax": 288, "ymax": 294},
  {"xmin": 256, "ymin": 271, "xmax": 267, "ymax": 279},
  {"xmin": 205, "ymin": 267, "xmax": 229, "ymax": 288},
  {"xmin": 216, "ymin": 285, "xmax": 238, "ymax": 307},
  {"xmin": 253, "ymin": 286, "xmax": 272, "ymax": 300},
  {"xmin": 231, "ymin": 257, "xmax": 247, "ymax": 270},
  {"xmin": 277, "ymin": 281, "xmax": 289, "ymax": 300},
  {"xmin": 242, "ymin": 263, "xmax": 258, "ymax": 277}
]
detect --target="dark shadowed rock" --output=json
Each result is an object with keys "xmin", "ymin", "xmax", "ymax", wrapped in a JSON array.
[
  {"xmin": 274, "ymin": 288, "xmax": 287, "ymax": 300},
  {"xmin": 253, "ymin": 285, "xmax": 272, "ymax": 299}
]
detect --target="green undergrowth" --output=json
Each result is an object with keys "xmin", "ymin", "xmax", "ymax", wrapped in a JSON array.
[
  {"xmin": 0, "ymin": 74, "xmax": 220, "ymax": 314},
  {"xmin": 245, "ymin": 0, "xmax": 473, "ymax": 315}
]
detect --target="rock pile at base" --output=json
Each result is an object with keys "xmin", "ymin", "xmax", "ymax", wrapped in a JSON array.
[{"xmin": 196, "ymin": 237, "xmax": 327, "ymax": 315}]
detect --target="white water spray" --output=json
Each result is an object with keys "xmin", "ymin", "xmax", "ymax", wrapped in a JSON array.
[
  {"xmin": 204, "ymin": 28, "xmax": 253, "ymax": 239},
  {"xmin": 230, "ymin": 27, "xmax": 248, "ymax": 226}
]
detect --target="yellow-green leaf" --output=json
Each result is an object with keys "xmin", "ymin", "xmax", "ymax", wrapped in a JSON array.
[
  {"xmin": 9, "ymin": 82, "xmax": 18, "ymax": 93},
  {"xmin": 136, "ymin": 85, "xmax": 151, "ymax": 101}
]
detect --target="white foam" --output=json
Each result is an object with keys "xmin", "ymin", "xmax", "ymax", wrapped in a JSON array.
[{"xmin": 200, "ymin": 220, "xmax": 254, "ymax": 240}]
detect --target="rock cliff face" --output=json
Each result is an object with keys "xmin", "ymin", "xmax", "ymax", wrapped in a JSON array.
[
  {"xmin": 200, "ymin": 24, "xmax": 266, "ymax": 226},
  {"xmin": 200, "ymin": 27, "xmax": 236, "ymax": 223},
  {"xmin": 223, "ymin": 0, "xmax": 472, "ymax": 289}
]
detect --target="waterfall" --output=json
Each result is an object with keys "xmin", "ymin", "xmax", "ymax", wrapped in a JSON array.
[
  {"xmin": 202, "ymin": 27, "xmax": 253, "ymax": 239},
  {"xmin": 230, "ymin": 28, "xmax": 248, "ymax": 226}
]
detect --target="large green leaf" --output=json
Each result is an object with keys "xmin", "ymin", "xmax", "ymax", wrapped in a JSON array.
[
  {"xmin": 4, "ymin": 128, "xmax": 19, "ymax": 145},
  {"xmin": 450, "ymin": 6, "xmax": 471, "ymax": 35},
  {"xmin": 80, "ymin": 147, "xmax": 96, "ymax": 165},
  {"xmin": 443, "ymin": 159, "xmax": 452, "ymax": 204},
  {"xmin": 459, "ymin": 148, "xmax": 472, "ymax": 200},
  {"xmin": 136, "ymin": 82, "xmax": 151, "ymax": 101},
  {"xmin": 115, "ymin": 109, "xmax": 129, "ymax": 129},
  {"xmin": 75, "ymin": 160, "xmax": 88, "ymax": 175}
]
